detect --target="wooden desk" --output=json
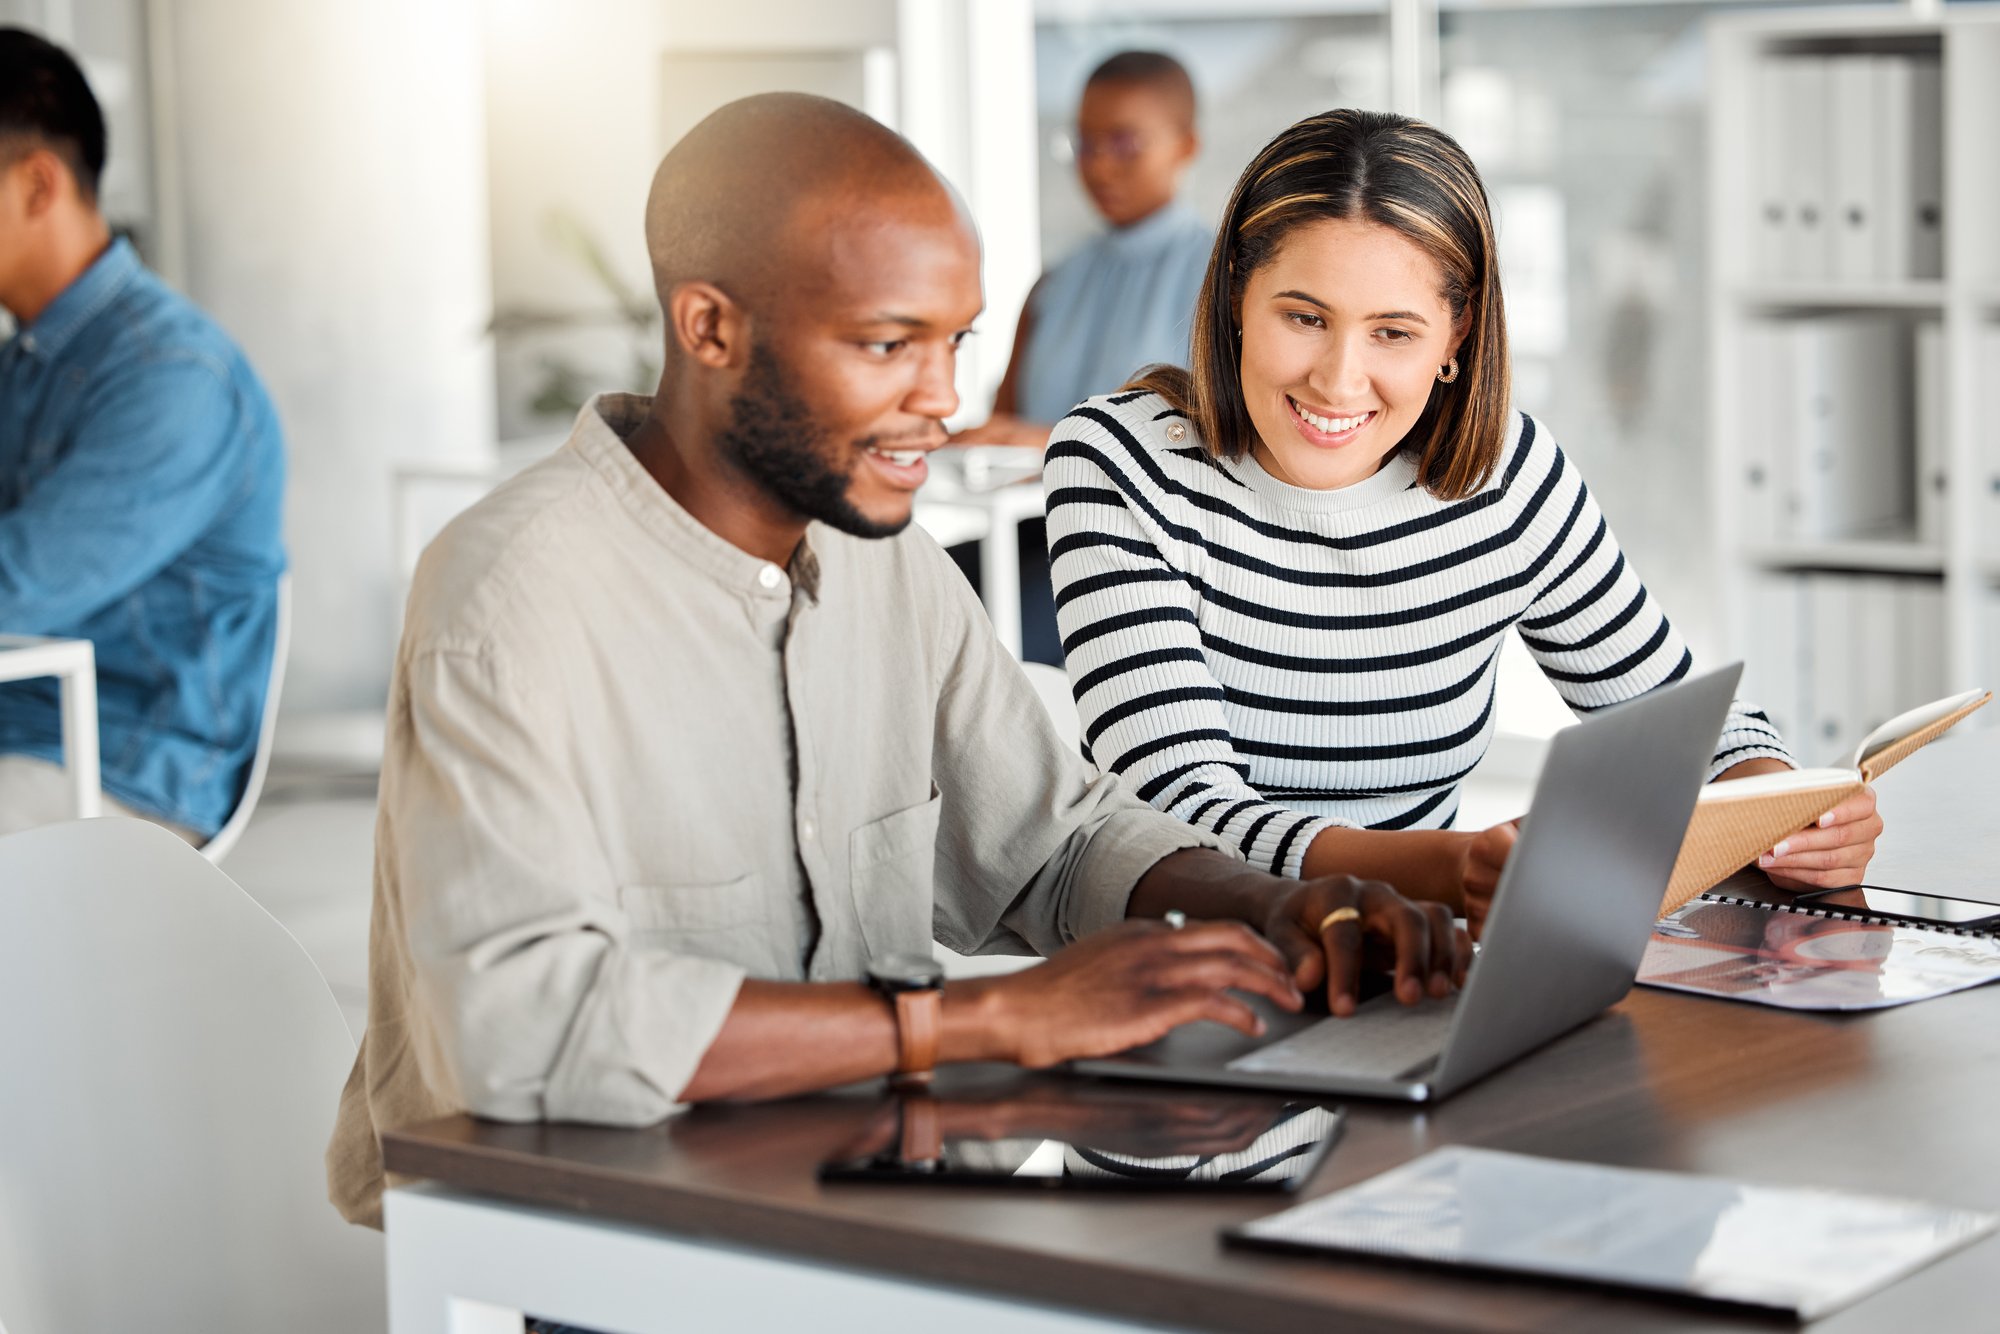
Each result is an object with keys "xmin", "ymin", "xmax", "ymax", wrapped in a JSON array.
[{"xmin": 381, "ymin": 733, "xmax": 2000, "ymax": 1333}]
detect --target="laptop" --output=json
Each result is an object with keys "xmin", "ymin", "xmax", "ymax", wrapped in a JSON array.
[{"xmin": 1073, "ymin": 663, "xmax": 1743, "ymax": 1103}]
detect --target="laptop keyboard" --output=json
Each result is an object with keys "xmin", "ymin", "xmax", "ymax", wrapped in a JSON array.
[{"xmin": 1225, "ymin": 993, "xmax": 1460, "ymax": 1082}]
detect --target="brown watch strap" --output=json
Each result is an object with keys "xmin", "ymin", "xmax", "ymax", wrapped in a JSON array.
[
  {"xmin": 893, "ymin": 987, "xmax": 941, "ymax": 1084},
  {"xmin": 897, "ymin": 1093, "xmax": 942, "ymax": 1165}
]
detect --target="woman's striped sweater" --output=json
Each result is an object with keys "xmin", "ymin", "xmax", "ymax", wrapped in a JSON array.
[{"xmin": 1042, "ymin": 389, "xmax": 1791, "ymax": 878}]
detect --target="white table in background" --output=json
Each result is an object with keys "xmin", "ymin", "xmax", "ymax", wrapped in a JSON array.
[
  {"xmin": 0, "ymin": 635, "xmax": 100, "ymax": 818},
  {"xmin": 913, "ymin": 448, "xmax": 1046, "ymax": 659}
]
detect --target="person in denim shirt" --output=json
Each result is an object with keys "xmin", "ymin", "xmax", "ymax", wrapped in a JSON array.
[{"xmin": 0, "ymin": 28, "xmax": 284, "ymax": 842}]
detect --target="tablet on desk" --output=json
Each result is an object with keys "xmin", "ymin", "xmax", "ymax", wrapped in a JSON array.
[
  {"xmin": 1800, "ymin": 885, "xmax": 2000, "ymax": 929},
  {"xmin": 818, "ymin": 1088, "xmax": 1342, "ymax": 1193}
]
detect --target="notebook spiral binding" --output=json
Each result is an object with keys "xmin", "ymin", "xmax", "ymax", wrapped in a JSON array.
[{"xmin": 1696, "ymin": 891, "xmax": 2000, "ymax": 940}]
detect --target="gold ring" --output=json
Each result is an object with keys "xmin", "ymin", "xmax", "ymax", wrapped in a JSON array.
[{"xmin": 1318, "ymin": 906, "xmax": 1362, "ymax": 932}]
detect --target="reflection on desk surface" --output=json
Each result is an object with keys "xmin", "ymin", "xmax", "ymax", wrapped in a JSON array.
[{"xmin": 820, "ymin": 1084, "xmax": 1342, "ymax": 1191}]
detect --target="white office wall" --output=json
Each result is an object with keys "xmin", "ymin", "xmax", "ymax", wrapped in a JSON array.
[
  {"xmin": 482, "ymin": 0, "xmax": 671, "ymax": 441},
  {"xmin": 900, "ymin": 0, "xmax": 1041, "ymax": 416},
  {"xmin": 484, "ymin": 0, "xmax": 1037, "ymax": 439},
  {"xmin": 662, "ymin": 0, "xmax": 898, "ymax": 49},
  {"xmin": 155, "ymin": 0, "xmax": 495, "ymax": 719}
]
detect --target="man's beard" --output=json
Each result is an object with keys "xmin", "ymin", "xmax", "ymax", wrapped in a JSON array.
[{"xmin": 716, "ymin": 343, "xmax": 912, "ymax": 540}]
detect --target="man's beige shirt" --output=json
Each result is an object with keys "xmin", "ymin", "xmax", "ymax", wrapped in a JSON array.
[{"xmin": 327, "ymin": 394, "xmax": 1224, "ymax": 1226}]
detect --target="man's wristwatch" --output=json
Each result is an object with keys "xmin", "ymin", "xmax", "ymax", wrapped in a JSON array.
[{"xmin": 866, "ymin": 951, "xmax": 945, "ymax": 1087}]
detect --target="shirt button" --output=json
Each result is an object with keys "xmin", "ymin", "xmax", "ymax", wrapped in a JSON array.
[
  {"xmin": 757, "ymin": 565, "xmax": 782, "ymax": 589},
  {"xmin": 1165, "ymin": 422, "xmax": 1187, "ymax": 442},
  {"xmin": 800, "ymin": 818, "xmax": 816, "ymax": 841}
]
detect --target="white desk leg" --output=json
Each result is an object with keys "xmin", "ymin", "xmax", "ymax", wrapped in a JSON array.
[
  {"xmin": 980, "ymin": 514, "xmax": 1024, "ymax": 660},
  {"xmin": 59, "ymin": 645, "xmax": 101, "ymax": 819}
]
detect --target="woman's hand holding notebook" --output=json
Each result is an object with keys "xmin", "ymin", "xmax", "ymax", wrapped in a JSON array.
[{"xmin": 1659, "ymin": 688, "xmax": 1992, "ymax": 914}]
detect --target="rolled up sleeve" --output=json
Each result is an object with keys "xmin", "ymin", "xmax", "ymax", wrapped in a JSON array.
[{"xmin": 388, "ymin": 643, "xmax": 744, "ymax": 1124}]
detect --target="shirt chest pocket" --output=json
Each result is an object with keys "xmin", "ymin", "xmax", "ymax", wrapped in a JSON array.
[
  {"xmin": 618, "ymin": 872, "xmax": 771, "ymax": 965},
  {"xmin": 849, "ymin": 787, "xmax": 943, "ymax": 958}
]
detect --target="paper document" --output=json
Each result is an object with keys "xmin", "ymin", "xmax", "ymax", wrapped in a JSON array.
[{"xmin": 1229, "ymin": 1146, "xmax": 1995, "ymax": 1319}]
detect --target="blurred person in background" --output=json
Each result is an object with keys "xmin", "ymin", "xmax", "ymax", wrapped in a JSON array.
[
  {"xmin": 0, "ymin": 27, "xmax": 285, "ymax": 844},
  {"xmin": 947, "ymin": 50, "xmax": 1211, "ymax": 666},
  {"xmin": 956, "ymin": 49, "xmax": 1210, "ymax": 449}
]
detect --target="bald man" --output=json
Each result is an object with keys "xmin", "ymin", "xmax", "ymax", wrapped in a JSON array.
[{"xmin": 325, "ymin": 94, "xmax": 1465, "ymax": 1230}]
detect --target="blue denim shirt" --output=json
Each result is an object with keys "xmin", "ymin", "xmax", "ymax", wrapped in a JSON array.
[{"xmin": 0, "ymin": 239, "xmax": 285, "ymax": 836}]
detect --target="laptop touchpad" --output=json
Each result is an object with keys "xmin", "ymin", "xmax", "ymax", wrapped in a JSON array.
[{"xmin": 1226, "ymin": 994, "xmax": 1459, "ymax": 1081}]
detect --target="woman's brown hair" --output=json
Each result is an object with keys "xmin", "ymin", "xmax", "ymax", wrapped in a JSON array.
[{"xmin": 1130, "ymin": 109, "xmax": 1510, "ymax": 501}]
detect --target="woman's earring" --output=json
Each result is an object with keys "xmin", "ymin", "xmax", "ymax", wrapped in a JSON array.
[{"xmin": 1436, "ymin": 358, "xmax": 1461, "ymax": 384}]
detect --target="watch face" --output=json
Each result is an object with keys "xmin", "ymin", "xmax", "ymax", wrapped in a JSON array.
[{"xmin": 869, "ymin": 951, "xmax": 945, "ymax": 990}]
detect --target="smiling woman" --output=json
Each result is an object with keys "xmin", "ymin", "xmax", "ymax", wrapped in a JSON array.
[
  {"xmin": 1239, "ymin": 216, "xmax": 1474, "ymax": 494},
  {"xmin": 1043, "ymin": 109, "xmax": 1887, "ymax": 926}
]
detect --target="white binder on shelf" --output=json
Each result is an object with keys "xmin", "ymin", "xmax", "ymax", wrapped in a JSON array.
[
  {"xmin": 1751, "ymin": 57, "xmax": 1792, "ymax": 280},
  {"xmin": 1874, "ymin": 55, "xmax": 1945, "ymax": 283},
  {"xmin": 1983, "ymin": 593, "xmax": 2000, "ymax": 702},
  {"xmin": 1983, "ymin": 326, "xmax": 2000, "ymax": 563},
  {"xmin": 1738, "ymin": 321, "xmax": 1788, "ymax": 535},
  {"xmin": 1778, "ymin": 58, "xmax": 1833, "ymax": 283},
  {"xmin": 1850, "ymin": 576, "xmax": 1902, "ymax": 741},
  {"xmin": 1896, "ymin": 578, "xmax": 1947, "ymax": 709},
  {"xmin": 1803, "ymin": 573, "xmax": 1854, "ymax": 767},
  {"xmin": 1914, "ymin": 319, "xmax": 1947, "ymax": 547},
  {"xmin": 1828, "ymin": 56, "xmax": 1880, "ymax": 282},
  {"xmin": 1785, "ymin": 317, "xmax": 1911, "ymax": 542},
  {"xmin": 1742, "ymin": 570, "xmax": 1806, "ymax": 743}
]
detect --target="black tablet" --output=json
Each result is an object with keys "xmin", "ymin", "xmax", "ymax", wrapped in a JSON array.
[{"xmin": 818, "ymin": 1091, "xmax": 1342, "ymax": 1193}]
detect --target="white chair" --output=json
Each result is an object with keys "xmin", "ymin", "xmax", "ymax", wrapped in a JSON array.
[
  {"xmin": 202, "ymin": 573, "xmax": 292, "ymax": 864},
  {"xmin": 0, "ymin": 818, "xmax": 384, "ymax": 1333},
  {"xmin": 0, "ymin": 633, "xmax": 100, "ymax": 818}
]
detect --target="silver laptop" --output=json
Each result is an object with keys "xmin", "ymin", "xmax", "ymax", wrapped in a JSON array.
[{"xmin": 1073, "ymin": 664, "xmax": 1742, "ymax": 1103}]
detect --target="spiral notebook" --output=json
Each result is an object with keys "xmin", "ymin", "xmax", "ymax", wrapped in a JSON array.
[{"xmin": 1638, "ymin": 891, "xmax": 2000, "ymax": 1010}]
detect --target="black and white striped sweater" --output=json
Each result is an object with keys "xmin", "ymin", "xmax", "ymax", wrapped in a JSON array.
[{"xmin": 1043, "ymin": 390, "xmax": 1790, "ymax": 877}]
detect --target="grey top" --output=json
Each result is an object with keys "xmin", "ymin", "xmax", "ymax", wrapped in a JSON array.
[
  {"xmin": 326, "ymin": 393, "xmax": 1223, "ymax": 1227},
  {"xmin": 1017, "ymin": 202, "xmax": 1214, "ymax": 424}
]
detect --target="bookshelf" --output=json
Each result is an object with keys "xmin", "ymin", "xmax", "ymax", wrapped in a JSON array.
[
  {"xmin": 1734, "ymin": 281, "xmax": 1947, "ymax": 313},
  {"xmin": 1743, "ymin": 541, "xmax": 1945, "ymax": 576},
  {"xmin": 1707, "ymin": 7, "xmax": 2000, "ymax": 764}
]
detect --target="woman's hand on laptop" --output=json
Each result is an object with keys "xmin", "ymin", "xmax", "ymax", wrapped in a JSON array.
[
  {"xmin": 1261, "ymin": 877, "xmax": 1471, "ymax": 1018},
  {"xmin": 1460, "ymin": 818, "xmax": 1521, "ymax": 941}
]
